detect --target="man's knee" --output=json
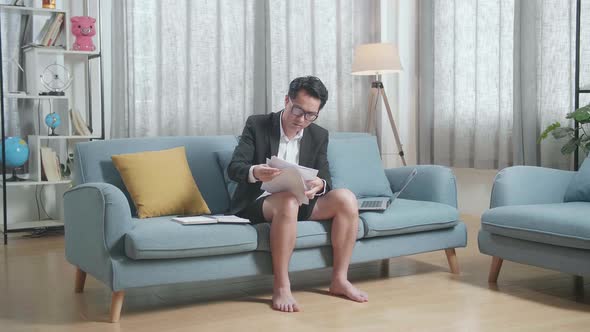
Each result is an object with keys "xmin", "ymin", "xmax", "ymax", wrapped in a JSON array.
[
  {"xmin": 269, "ymin": 192, "xmax": 300, "ymax": 219},
  {"xmin": 332, "ymin": 189, "xmax": 359, "ymax": 216}
]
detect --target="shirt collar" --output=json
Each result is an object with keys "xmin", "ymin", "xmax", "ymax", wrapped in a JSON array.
[{"xmin": 279, "ymin": 110, "xmax": 304, "ymax": 142}]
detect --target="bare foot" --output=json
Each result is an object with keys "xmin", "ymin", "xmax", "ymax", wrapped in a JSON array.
[
  {"xmin": 272, "ymin": 287, "xmax": 301, "ymax": 312},
  {"xmin": 329, "ymin": 279, "xmax": 369, "ymax": 302}
]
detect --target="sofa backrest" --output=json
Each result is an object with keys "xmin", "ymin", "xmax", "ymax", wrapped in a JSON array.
[
  {"xmin": 73, "ymin": 136, "xmax": 238, "ymax": 216},
  {"xmin": 73, "ymin": 132, "xmax": 377, "ymax": 216}
]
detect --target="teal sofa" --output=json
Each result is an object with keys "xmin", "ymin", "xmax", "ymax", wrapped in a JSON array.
[
  {"xmin": 64, "ymin": 133, "xmax": 467, "ymax": 322},
  {"xmin": 479, "ymin": 161, "xmax": 590, "ymax": 283}
]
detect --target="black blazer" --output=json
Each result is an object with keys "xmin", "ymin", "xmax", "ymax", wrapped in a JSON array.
[{"xmin": 227, "ymin": 111, "xmax": 332, "ymax": 215}]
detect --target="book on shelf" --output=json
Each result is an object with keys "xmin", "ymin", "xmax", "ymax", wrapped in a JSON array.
[
  {"xmin": 40, "ymin": 147, "xmax": 61, "ymax": 181},
  {"xmin": 44, "ymin": 12, "xmax": 64, "ymax": 46},
  {"xmin": 70, "ymin": 109, "xmax": 92, "ymax": 136},
  {"xmin": 33, "ymin": 12, "xmax": 64, "ymax": 47},
  {"xmin": 171, "ymin": 215, "xmax": 251, "ymax": 225}
]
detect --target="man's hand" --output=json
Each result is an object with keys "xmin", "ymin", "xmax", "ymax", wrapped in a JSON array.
[
  {"xmin": 305, "ymin": 177, "xmax": 324, "ymax": 199},
  {"xmin": 253, "ymin": 164, "xmax": 282, "ymax": 182}
]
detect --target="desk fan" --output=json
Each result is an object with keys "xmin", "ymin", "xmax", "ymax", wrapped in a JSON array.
[{"xmin": 39, "ymin": 63, "xmax": 72, "ymax": 96}]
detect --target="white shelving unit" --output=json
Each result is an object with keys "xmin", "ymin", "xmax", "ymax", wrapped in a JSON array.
[
  {"xmin": 6, "ymin": 93, "xmax": 68, "ymax": 100},
  {"xmin": 0, "ymin": 0, "xmax": 104, "ymax": 243},
  {"xmin": 8, "ymin": 219, "xmax": 64, "ymax": 230},
  {"xmin": 0, "ymin": 4, "xmax": 65, "ymax": 13}
]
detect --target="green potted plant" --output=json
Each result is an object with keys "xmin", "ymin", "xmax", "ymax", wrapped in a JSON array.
[{"xmin": 539, "ymin": 103, "xmax": 590, "ymax": 156}]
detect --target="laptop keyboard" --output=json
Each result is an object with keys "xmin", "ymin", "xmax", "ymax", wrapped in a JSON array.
[{"xmin": 361, "ymin": 201, "xmax": 382, "ymax": 208}]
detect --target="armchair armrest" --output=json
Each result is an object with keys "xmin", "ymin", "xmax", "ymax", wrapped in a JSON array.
[
  {"xmin": 490, "ymin": 166, "xmax": 575, "ymax": 208},
  {"xmin": 385, "ymin": 165, "xmax": 457, "ymax": 208},
  {"xmin": 63, "ymin": 183, "xmax": 133, "ymax": 289}
]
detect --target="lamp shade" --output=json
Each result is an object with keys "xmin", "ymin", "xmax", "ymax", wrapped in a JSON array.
[{"xmin": 351, "ymin": 43, "xmax": 402, "ymax": 75}]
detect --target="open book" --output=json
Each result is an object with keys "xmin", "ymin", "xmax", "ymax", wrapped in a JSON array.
[
  {"xmin": 172, "ymin": 215, "xmax": 250, "ymax": 225},
  {"xmin": 70, "ymin": 109, "xmax": 93, "ymax": 136},
  {"xmin": 40, "ymin": 147, "xmax": 61, "ymax": 181},
  {"xmin": 260, "ymin": 156, "xmax": 318, "ymax": 205}
]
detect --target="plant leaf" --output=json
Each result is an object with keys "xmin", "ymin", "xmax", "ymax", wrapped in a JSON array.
[
  {"xmin": 551, "ymin": 127, "xmax": 574, "ymax": 139},
  {"xmin": 561, "ymin": 137, "xmax": 579, "ymax": 155},
  {"xmin": 567, "ymin": 104, "xmax": 590, "ymax": 123},
  {"xmin": 538, "ymin": 122, "xmax": 561, "ymax": 143},
  {"xmin": 577, "ymin": 103, "xmax": 590, "ymax": 113},
  {"xmin": 581, "ymin": 135, "xmax": 590, "ymax": 153}
]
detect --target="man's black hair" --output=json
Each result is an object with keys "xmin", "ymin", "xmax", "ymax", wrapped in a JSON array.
[{"xmin": 288, "ymin": 76, "xmax": 329, "ymax": 110}]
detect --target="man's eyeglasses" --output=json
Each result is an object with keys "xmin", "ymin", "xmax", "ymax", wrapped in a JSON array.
[{"xmin": 289, "ymin": 100, "xmax": 319, "ymax": 122}]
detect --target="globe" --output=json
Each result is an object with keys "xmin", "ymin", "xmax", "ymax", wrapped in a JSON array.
[
  {"xmin": 45, "ymin": 112, "xmax": 61, "ymax": 136},
  {"xmin": 0, "ymin": 137, "xmax": 29, "ymax": 168}
]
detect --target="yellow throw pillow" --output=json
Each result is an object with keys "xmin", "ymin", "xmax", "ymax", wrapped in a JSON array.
[{"xmin": 111, "ymin": 146, "xmax": 211, "ymax": 219}]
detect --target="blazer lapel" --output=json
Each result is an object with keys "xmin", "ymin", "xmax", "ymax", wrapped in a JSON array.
[{"xmin": 269, "ymin": 111, "xmax": 280, "ymax": 157}]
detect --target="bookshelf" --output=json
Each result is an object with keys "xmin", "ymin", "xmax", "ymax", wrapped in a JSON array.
[{"xmin": 0, "ymin": 0, "xmax": 104, "ymax": 243}]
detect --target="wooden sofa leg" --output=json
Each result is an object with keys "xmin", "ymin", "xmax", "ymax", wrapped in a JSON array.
[
  {"xmin": 488, "ymin": 256, "xmax": 503, "ymax": 283},
  {"xmin": 381, "ymin": 258, "xmax": 390, "ymax": 276},
  {"xmin": 75, "ymin": 267, "xmax": 87, "ymax": 293},
  {"xmin": 445, "ymin": 248, "xmax": 460, "ymax": 274},
  {"xmin": 110, "ymin": 291, "xmax": 125, "ymax": 323},
  {"xmin": 574, "ymin": 276, "xmax": 584, "ymax": 288}
]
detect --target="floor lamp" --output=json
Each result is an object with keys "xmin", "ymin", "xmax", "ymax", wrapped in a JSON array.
[{"xmin": 352, "ymin": 43, "xmax": 406, "ymax": 166}]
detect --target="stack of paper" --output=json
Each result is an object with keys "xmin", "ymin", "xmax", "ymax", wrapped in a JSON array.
[{"xmin": 260, "ymin": 156, "xmax": 318, "ymax": 205}]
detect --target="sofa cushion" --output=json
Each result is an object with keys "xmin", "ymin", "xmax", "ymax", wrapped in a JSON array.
[
  {"xmin": 254, "ymin": 219, "xmax": 365, "ymax": 252},
  {"xmin": 564, "ymin": 157, "xmax": 590, "ymax": 202},
  {"xmin": 328, "ymin": 136, "xmax": 393, "ymax": 198},
  {"xmin": 125, "ymin": 216, "xmax": 258, "ymax": 259},
  {"xmin": 481, "ymin": 202, "xmax": 590, "ymax": 250},
  {"xmin": 215, "ymin": 150, "xmax": 238, "ymax": 199},
  {"xmin": 111, "ymin": 146, "xmax": 211, "ymax": 218},
  {"xmin": 360, "ymin": 199, "xmax": 459, "ymax": 238}
]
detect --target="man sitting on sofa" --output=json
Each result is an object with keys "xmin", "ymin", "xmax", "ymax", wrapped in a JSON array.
[{"xmin": 228, "ymin": 76, "xmax": 368, "ymax": 313}]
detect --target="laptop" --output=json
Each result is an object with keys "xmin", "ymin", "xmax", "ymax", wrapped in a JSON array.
[{"xmin": 357, "ymin": 168, "xmax": 418, "ymax": 211}]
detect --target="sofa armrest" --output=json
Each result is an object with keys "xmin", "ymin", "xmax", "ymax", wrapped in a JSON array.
[
  {"xmin": 385, "ymin": 165, "xmax": 457, "ymax": 208},
  {"xmin": 490, "ymin": 166, "xmax": 575, "ymax": 208},
  {"xmin": 63, "ymin": 183, "xmax": 133, "ymax": 289}
]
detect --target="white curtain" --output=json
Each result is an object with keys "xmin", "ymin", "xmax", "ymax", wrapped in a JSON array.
[
  {"xmin": 111, "ymin": 0, "xmax": 264, "ymax": 137},
  {"xmin": 111, "ymin": 0, "xmax": 380, "ymax": 138},
  {"xmin": 267, "ymin": 0, "xmax": 379, "ymax": 132},
  {"xmin": 419, "ymin": 0, "xmax": 588, "ymax": 170}
]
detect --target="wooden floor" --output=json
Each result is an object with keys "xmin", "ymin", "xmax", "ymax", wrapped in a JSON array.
[{"xmin": 1, "ymin": 215, "xmax": 589, "ymax": 332}]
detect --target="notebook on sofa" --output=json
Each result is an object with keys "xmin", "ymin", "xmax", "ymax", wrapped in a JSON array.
[
  {"xmin": 357, "ymin": 168, "xmax": 418, "ymax": 211},
  {"xmin": 172, "ymin": 215, "xmax": 250, "ymax": 225}
]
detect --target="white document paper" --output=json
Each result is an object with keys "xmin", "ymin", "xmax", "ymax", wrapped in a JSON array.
[
  {"xmin": 266, "ymin": 156, "xmax": 318, "ymax": 181},
  {"xmin": 260, "ymin": 156, "xmax": 319, "ymax": 205},
  {"xmin": 172, "ymin": 216, "xmax": 217, "ymax": 225},
  {"xmin": 172, "ymin": 215, "xmax": 250, "ymax": 225}
]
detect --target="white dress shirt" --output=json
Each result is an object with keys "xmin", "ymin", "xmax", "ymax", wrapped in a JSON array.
[{"xmin": 248, "ymin": 111, "xmax": 326, "ymax": 199}]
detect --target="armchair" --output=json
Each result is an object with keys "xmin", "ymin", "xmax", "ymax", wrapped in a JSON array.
[{"xmin": 479, "ymin": 164, "xmax": 590, "ymax": 282}]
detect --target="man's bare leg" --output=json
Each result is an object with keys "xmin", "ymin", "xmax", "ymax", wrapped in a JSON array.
[
  {"xmin": 262, "ymin": 192, "xmax": 301, "ymax": 312},
  {"xmin": 310, "ymin": 189, "xmax": 368, "ymax": 302}
]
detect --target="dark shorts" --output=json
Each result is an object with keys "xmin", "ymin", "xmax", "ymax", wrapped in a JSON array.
[{"xmin": 237, "ymin": 195, "xmax": 319, "ymax": 224}]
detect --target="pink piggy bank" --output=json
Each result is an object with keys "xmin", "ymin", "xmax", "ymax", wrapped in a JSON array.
[{"xmin": 71, "ymin": 16, "xmax": 96, "ymax": 51}]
